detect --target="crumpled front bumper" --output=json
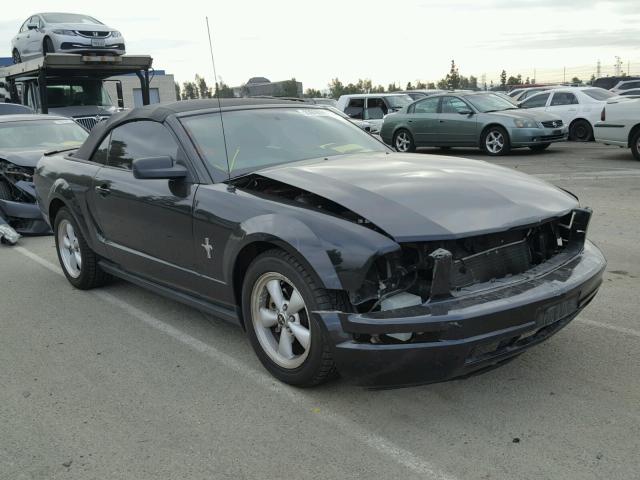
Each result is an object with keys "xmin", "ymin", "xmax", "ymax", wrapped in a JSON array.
[
  {"xmin": 0, "ymin": 181, "xmax": 51, "ymax": 235},
  {"xmin": 317, "ymin": 241, "xmax": 606, "ymax": 387}
]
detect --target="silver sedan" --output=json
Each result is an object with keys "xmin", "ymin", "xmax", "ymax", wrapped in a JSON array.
[{"xmin": 11, "ymin": 12, "xmax": 125, "ymax": 63}]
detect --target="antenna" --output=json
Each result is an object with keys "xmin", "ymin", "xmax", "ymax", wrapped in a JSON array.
[{"xmin": 205, "ymin": 16, "xmax": 232, "ymax": 186}]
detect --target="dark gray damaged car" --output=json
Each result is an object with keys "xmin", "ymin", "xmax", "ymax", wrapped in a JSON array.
[{"xmin": 34, "ymin": 99, "xmax": 606, "ymax": 387}]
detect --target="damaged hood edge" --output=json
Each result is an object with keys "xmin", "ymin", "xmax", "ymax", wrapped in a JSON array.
[{"xmin": 0, "ymin": 150, "xmax": 47, "ymax": 169}]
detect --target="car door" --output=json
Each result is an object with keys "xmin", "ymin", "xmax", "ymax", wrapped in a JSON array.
[
  {"xmin": 27, "ymin": 15, "xmax": 45, "ymax": 56},
  {"xmin": 435, "ymin": 96, "xmax": 477, "ymax": 145},
  {"xmin": 90, "ymin": 120, "xmax": 200, "ymax": 290},
  {"xmin": 364, "ymin": 97, "xmax": 387, "ymax": 132},
  {"xmin": 546, "ymin": 92, "xmax": 578, "ymax": 125},
  {"xmin": 409, "ymin": 96, "xmax": 440, "ymax": 145},
  {"xmin": 14, "ymin": 19, "xmax": 30, "ymax": 56}
]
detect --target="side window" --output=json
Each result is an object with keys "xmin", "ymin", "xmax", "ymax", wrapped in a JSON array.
[
  {"xmin": 365, "ymin": 98, "xmax": 388, "ymax": 120},
  {"xmin": 344, "ymin": 98, "xmax": 364, "ymax": 120},
  {"xmin": 19, "ymin": 19, "xmax": 29, "ymax": 32},
  {"xmin": 107, "ymin": 121, "xmax": 184, "ymax": 171},
  {"xmin": 413, "ymin": 97, "xmax": 439, "ymax": 114},
  {"xmin": 622, "ymin": 81, "xmax": 640, "ymax": 90},
  {"xmin": 521, "ymin": 92, "xmax": 550, "ymax": 109},
  {"xmin": 441, "ymin": 96, "xmax": 470, "ymax": 113},
  {"xmin": 91, "ymin": 134, "xmax": 110, "ymax": 165},
  {"xmin": 550, "ymin": 92, "xmax": 578, "ymax": 106}
]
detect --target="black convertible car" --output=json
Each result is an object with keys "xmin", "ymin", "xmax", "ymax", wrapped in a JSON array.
[{"xmin": 35, "ymin": 99, "xmax": 605, "ymax": 387}]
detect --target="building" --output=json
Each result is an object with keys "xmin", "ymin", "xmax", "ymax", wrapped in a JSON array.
[
  {"xmin": 104, "ymin": 70, "xmax": 176, "ymax": 108},
  {"xmin": 232, "ymin": 77, "xmax": 302, "ymax": 98},
  {"xmin": 0, "ymin": 56, "xmax": 176, "ymax": 107}
]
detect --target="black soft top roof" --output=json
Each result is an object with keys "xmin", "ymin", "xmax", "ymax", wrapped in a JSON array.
[{"xmin": 74, "ymin": 98, "xmax": 301, "ymax": 160}]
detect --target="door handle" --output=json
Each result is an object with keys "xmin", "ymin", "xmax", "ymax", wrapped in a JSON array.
[
  {"xmin": 408, "ymin": 120, "xmax": 413, "ymax": 123},
  {"xmin": 95, "ymin": 185, "xmax": 111, "ymax": 196},
  {"xmin": 439, "ymin": 120, "xmax": 445, "ymax": 123}
]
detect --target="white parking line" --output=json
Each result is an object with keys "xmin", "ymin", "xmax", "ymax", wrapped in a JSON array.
[
  {"xmin": 14, "ymin": 246, "xmax": 457, "ymax": 480},
  {"xmin": 577, "ymin": 318, "xmax": 640, "ymax": 339},
  {"xmin": 536, "ymin": 169, "xmax": 640, "ymax": 182}
]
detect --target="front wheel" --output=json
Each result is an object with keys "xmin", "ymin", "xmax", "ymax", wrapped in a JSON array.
[
  {"xmin": 43, "ymin": 37, "xmax": 55, "ymax": 55},
  {"xmin": 242, "ymin": 249, "xmax": 347, "ymax": 386},
  {"xmin": 631, "ymin": 130, "xmax": 640, "ymax": 161},
  {"xmin": 482, "ymin": 126, "xmax": 511, "ymax": 156},
  {"xmin": 54, "ymin": 208, "xmax": 109, "ymax": 289},
  {"xmin": 393, "ymin": 129, "xmax": 415, "ymax": 153},
  {"xmin": 529, "ymin": 143, "xmax": 551, "ymax": 152},
  {"xmin": 569, "ymin": 119, "xmax": 593, "ymax": 142},
  {"xmin": 12, "ymin": 48, "xmax": 21, "ymax": 64}
]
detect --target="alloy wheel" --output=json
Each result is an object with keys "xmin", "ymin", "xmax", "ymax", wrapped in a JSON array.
[
  {"xmin": 251, "ymin": 272, "xmax": 311, "ymax": 369},
  {"xmin": 57, "ymin": 219, "xmax": 82, "ymax": 278},
  {"xmin": 485, "ymin": 130, "xmax": 504, "ymax": 154},
  {"xmin": 395, "ymin": 132, "xmax": 411, "ymax": 152}
]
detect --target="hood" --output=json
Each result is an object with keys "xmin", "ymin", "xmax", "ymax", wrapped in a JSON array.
[
  {"xmin": 49, "ymin": 106, "xmax": 116, "ymax": 117},
  {"xmin": 486, "ymin": 109, "xmax": 560, "ymax": 122},
  {"xmin": 257, "ymin": 152, "xmax": 578, "ymax": 242},
  {"xmin": 0, "ymin": 149, "xmax": 46, "ymax": 168}
]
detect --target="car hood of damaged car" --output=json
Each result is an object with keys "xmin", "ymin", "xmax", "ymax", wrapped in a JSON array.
[{"xmin": 253, "ymin": 152, "xmax": 579, "ymax": 242}]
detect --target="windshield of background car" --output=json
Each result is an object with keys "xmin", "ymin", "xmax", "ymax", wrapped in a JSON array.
[
  {"xmin": 583, "ymin": 88, "xmax": 616, "ymax": 101},
  {"xmin": 41, "ymin": 13, "xmax": 102, "ymax": 24},
  {"xmin": 465, "ymin": 93, "xmax": 516, "ymax": 112},
  {"xmin": 0, "ymin": 119, "xmax": 88, "ymax": 150},
  {"xmin": 47, "ymin": 81, "xmax": 114, "ymax": 108},
  {"xmin": 181, "ymin": 108, "xmax": 387, "ymax": 178},
  {"xmin": 386, "ymin": 95, "xmax": 413, "ymax": 108}
]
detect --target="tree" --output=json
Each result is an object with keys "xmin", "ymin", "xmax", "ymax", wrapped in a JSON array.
[
  {"xmin": 427, "ymin": 82, "xmax": 436, "ymax": 89},
  {"xmin": 468, "ymin": 75, "xmax": 478, "ymax": 89},
  {"xmin": 406, "ymin": 81, "xmax": 414, "ymax": 90},
  {"xmin": 416, "ymin": 81, "xmax": 427, "ymax": 89},
  {"xmin": 328, "ymin": 78, "xmax": 345, "ymax": 99},
  {"xmin": 174, "ymin": 82, "xmax": 181, "ymax": 101},
  {"xmin": 304, "ymin": 88, "xmax": 323, "ymax": 98},
  {"xmin": 507, "ymin": 75, "xmax": 520, "ymax": 85},
  {"xmin": 446, "ymin": 60, "xmax": 461, "ymax": 89},
  {"xmin": 371, "ymin": 84, "xmax": 386, "ymax": 93},
  {"xmin": 181, "ymin": 81, "xmax": 198, "ymax": 100},
  {"xmin": 214, "ymin": 82, "xmax": 235, "ymax": 98},
  {"xmin": 387, "ymin": 82, "xmax": 398, "ymax": 92},
  {"xmin": 195, "ymin": 74, "xmax": 211, "ymax": 98},
  {"xmin": 500, "ymin": 70, "xmax": 507, "ymax": 89},
  {"xmin": 571, "ymin": 76, "xmax": 583, "ymax": 85},
  {"xmin": 588, "ymin": 74, "xmax": 596, "ymax": 85},
  {"xmin": 525, "ymin": 77, "xmax": 530, "ymax": 85}
]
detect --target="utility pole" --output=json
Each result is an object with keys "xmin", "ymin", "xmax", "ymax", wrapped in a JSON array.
[
  {"xmin": 563, "ymin": 66, "xmax": 566, "ymax": 83},
  {"xmin": 614, "ymin": 56, "xmax": 622, "ymax": 76},
  {"xmin": 533, "ymin": 68, "xmax": 536, "ymax": 84}
]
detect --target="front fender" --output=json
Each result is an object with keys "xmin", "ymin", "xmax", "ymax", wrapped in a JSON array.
[{"xmin": 224, "ymin": 212, "xmax": 401, "ymax": 295}]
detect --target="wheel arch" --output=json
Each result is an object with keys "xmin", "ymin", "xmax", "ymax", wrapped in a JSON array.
[{"xmin": 627, "ymin": 123, "xmax": 640, "ymax": 147}]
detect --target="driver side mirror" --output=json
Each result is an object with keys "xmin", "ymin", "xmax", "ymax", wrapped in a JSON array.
[
  {"xmin": 458, "ymin": 109, "xmax": 474, "ymax": 116},
  {"xmin": 27, "ymin": 23, "xmax": 38, "ymax": 30},
  {"xmin": 132, "ymin": 156, "xmax": 187, "ymax": 180}
]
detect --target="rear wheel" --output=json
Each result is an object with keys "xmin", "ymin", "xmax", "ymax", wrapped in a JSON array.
[
  {"xmin": 569, "ymin": 119, "xmax": 593, "ymax": 142},
  {"xmin": 631, "ymin": 130, "xmax": 640, "ymax": 161},
  {"xmin": 482, "ymin": 126, "xmax": 511, "ymax": 156},
  {"xmin": 242, "ymin": 249, "xmax": 348, "ymax": 386},
  {"xmin": 529, "ymin": 143, "xmax": 551, "ymax": 152},
  {"xmin": 54, "ymin": 208, "xmax": 109, "ymax": 289},
  {"xmin": 12, "ymin": 48, "xmax": 21, "ymax": 64},
  {"xmin": 393, "ymin": 129, "xmax": 415, "ymax": 153},
  {"xmin": 43, "ymin": 37, "xmax": 55, "ymax": 55}
]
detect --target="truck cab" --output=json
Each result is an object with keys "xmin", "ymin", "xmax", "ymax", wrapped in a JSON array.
[{"xmin": 0, "ymin": 53, "xmax": 153, "ymax": 130}]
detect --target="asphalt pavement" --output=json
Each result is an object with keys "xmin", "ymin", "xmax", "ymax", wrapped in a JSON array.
[{"xmin": 1, "ymin": 142, "xmax": 639, "ymax": 480}]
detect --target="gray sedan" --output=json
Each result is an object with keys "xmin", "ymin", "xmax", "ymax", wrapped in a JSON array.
[
  {"xmin": 380, "ymin": 92, "xmax": 567, "ymax": 155},
  {"xmin": 11, "ymin": 12, "xmax": 125, "ymax": 63}
]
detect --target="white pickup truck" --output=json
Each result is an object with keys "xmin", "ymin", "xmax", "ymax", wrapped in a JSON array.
[{"xmin": 594, "ymin": 96, "xmax": 640, "ymax": 160}]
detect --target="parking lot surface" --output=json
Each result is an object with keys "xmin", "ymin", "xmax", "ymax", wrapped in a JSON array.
[{"xmin": 1, "ymin": 142, "xmax": 639, "ymax": 480}]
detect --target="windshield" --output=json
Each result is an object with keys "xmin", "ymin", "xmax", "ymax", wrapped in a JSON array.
[
  {"xmin": 47, "ymin": 81, "xmax": 113, "ymax": 108},
  {"xmin": 181, "ymin": 108, "xmax": 387, "ymax": 178},
  {"xmin": 0, "ymin": 119, "xmax": 88, "ymax": 150},
  {"xmin": 465, "ymin": 93, "xmax": 517, "ymax": 112},
  {"xmin": 41, "ymin": 13, "xmax": 102, "ymax": 24},
  {"xmin": 583, "ymin": 88, "xmax": 616, "ymax": 101},
  {"xmin": 386, "ymin": 95, "xmax": 413, "ymax": 108}
]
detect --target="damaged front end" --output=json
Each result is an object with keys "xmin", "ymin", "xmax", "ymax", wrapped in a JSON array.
[{"xmin": 0, "ymin": 159, "xmax": 51, "ymax": 236}]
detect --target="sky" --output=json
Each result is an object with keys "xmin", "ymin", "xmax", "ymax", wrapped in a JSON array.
[{"xmin": 2, "ymin": 0, "xmax": 639, "ymax": 91}]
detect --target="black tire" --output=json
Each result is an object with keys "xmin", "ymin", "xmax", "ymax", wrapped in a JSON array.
[
  {"xmin": 12, "ymin": 49, "xmax": 21, "ymax": 64},
  {"xmin": 43, "ymin": 37, "xmax": 55, "ymax": 55},
  {"xmin": 482, "ymin": 126, "xmax": 511, "ymax": 156},
  {"xmin": 529, "ymin": 143, "xmax": 551, "ymax": 152},
  {"xmin": 53, "ymin": 208, "xmax": 109, "ymax": 289},
  {"xmin": 569, "ymin": 119, "xmax": 593, "ymax": 142},
  {"xmin": 0, "ymin": 181, "xmax": 12, "ymax": 200},
  {"xmin": 631, "ymin": 130, "xmax": 640, "ymax": 161},
  {"xmin": 242, "ymin": 249, "xmax": 349, "ymax": 387},
  {"xmin": 393, "ymin": 129, "xmax": 416, "ymax": 153}
]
